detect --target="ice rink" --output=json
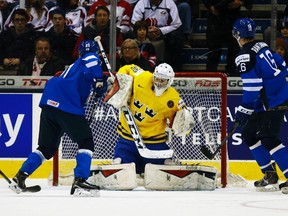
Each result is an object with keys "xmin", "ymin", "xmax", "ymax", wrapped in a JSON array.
[{"xmin": 0, "ymin": 179, "xmax": 288, "ymax": 216}]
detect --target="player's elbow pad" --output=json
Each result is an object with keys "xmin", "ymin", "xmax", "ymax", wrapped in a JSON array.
[{"xmin": 172, "ymin": 108, "xmax": 195, "ymax": 137}]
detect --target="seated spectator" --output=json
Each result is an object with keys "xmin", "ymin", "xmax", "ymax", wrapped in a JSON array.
[
  {"xmin": 73, "ymin": 5, "xmax": 123, "ymax": 70},
  {"xmin": 133, "ymin": 20, "xmax": 156, "ymax": 68},
  {"xmin": 275, "ymin": 37, "xmax": 288, "ymax": 64},
  {"xmin": 125, "ymin": 0, "xmax": 138, "ymax": 9},
  {"xmin": 279, "ymin": 16, "xmax": 288, "ymax": 47},
  {"xmin": 43, "ymin": 8, "xmax": 77, "ymax": 65},
  {"xmin": 132, "ymin": 0, "xmax": 183, "ymax": 71},
  {"xmin": 0, "ymin": 0, "xmax": 11, "ymax": 33},
  {"xmin": 87, "ymin": 0, "xmax": 132, "ymax": 35},
  {"xmin": 17, "ymin": 37, "xmax": 66, "ymax": 76},
  {"xmin": 45, "ymin": 0, "xmax": 56, "ymax": 9},
  {"xmin": 116, "ymin": 38, "xmax": 153, "ymax": 71},
  {"xmin": 174, "ymin": 0, "xmax": 193, "ymax": 48},
  {"xmin": 45, "ymin": 0, "xmax": 87, "ymax": 36},
  {"xmin": 4, "ymin": 0, "xmax": 49, "ymax": 31},
  {"xmin": 0, "ymin": 8, "xmax": 36, "ymax": 70}
]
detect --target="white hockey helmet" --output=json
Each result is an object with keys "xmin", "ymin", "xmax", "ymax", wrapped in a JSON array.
[{"xmin": 153, "ymin": 63, "xmax": 175, "ymax": 96}]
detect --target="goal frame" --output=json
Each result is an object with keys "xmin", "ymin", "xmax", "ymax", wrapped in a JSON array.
[{"xmin": 52, "ymin": 72, "xmax": 227, "ymax": 187}]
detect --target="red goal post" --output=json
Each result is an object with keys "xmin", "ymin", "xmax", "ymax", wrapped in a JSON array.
[{"xmin": 52, "ymin": 72, "xmax": 228, "ymax": 187}]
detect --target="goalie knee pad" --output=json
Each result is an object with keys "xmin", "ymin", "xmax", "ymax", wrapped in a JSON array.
[{"xmin": 78, "ymin": 137, "xmax": 94, "ymax": 152}]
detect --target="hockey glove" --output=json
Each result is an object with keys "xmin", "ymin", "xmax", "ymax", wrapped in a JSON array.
[
  {"xmin": 94, "ymin": 75, "xmax": 108, "ymax": 98},
  {"xmin": 235, "ymin": 105, "xmax": 254, "ymax": 128}
]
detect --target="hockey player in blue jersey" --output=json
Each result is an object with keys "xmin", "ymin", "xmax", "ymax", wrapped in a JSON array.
[
  {"xmin": 232, "ymin": 18, "xmax": 288, "ymax": 194},
  {"xmin": 10, "ymin": 40, "xmax": 107, "ymax": 196}
]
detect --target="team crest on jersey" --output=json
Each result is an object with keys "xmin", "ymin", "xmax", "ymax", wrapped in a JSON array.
[
  {"xmin": 145, "ymin": 107, "xmax": 156, "ymax": 117},
  {"xmin": 167, "ymin": 100, "xmax": 174, "ymax": 108}
]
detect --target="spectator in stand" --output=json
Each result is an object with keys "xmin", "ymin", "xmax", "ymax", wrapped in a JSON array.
[
  {"xmin": 4, "ymin": 0, "xmax": 48, "ymax": 31},
  {"xmin": 275, "ymin": 37, "xmax": 288, "ymax": 64},
  {"xmin": 125, "ymin": 0, "xmax": 139, "ymax": 9},
  {"xmin": 17, "ymin": 37, "xmax": 66, "ymax": 76},
  {"xmin": 132, "ymin": 0, "xmax": 183, "ymax": 71},
  {"xmin": 73, "ymin": 5, "xmax": 124, "ymax": 70},
  {"xmin": 116, "ymin": 38, "xmax": 153, "ymax": 71},
  {"xmin": 202, "ymin": 0, "xmax": 252, "ymax": 76},
  {"xmin": 0, "ymin": 0, "xmax": 11, "ymax": 33},
  {"xmin": 45, "ymin": 0, "xmax": 87, "ymax": 36},
  {"xmin": 0, "ymin": 8, "xmax": 36, "ymax": 70},
  {"xmin": 45, "ymin": 0, "xmax": 56, "ymax": 9},
  {"xmin": 133, "ymin": 20, "xmax": 156, "ymax": 68},
  {"xmin": 87, "ymin": 0, "xmax": 132, "ymax": 35},
  {"xmin": 43, "ymin": 8, "xmax": 78, "ymax": 65},
  {"xmin": 174, "ymin": 0, "xmax": 193, "ymax": 48},
  {"xmin": 79, "ymin": 0, "xmax": 97, "ymax": 10},
  {"xmin": 278, "ymin": 16, "xmax": 288, "ymax": 47}
]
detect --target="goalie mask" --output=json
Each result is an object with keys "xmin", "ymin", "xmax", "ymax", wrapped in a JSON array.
[
  {"xmin": 153, "ymin": 63, "xmax": 175, "ymax": 96},
  {"xmin": 232, "ymin": 18, "xmax": 256, "ymax": 47},
  {"xmin": 78, "ymin": 40, "xmax": 99, "ymax": 56}
]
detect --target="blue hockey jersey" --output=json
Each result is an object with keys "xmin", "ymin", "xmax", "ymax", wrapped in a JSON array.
[
  {"xmin": 40, "ymin": 52, "xmax": 103, "ymax": 115},
  {"xmin": 235, "ymin": 41, "xmax": 288, "ymax": 112}
]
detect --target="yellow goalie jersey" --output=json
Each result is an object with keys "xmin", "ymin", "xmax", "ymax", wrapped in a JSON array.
[{"xmin": 117, "ymin": 64, "xmax": 184, "ymax": 144}]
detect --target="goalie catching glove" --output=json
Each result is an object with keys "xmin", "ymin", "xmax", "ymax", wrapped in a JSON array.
[
  {"xmin": 104, "ymin": 73, "xmax": 133, "ymax": 109},
  {"xmin": 93, "ymin": 75, "xmax": 108, "ymax": 98},
  {"xmin": 172, "ymin": 107, "xmax": 195, "ymax": 136},
  {"xmin": 235, "ymin": 105, "xmax": 253, "ymax": 128}
]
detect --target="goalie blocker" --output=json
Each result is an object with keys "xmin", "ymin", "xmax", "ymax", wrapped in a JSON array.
[{"xmin": 88, "ymin": 163, "xmax": 217, "ymax": 191}]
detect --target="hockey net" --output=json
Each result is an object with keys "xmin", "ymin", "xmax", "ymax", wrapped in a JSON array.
[{"xmin": 52, "ymin": 72, "xmax": 241, "ymax": 187}]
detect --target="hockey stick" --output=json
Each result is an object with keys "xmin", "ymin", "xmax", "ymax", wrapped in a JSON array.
[
  {"xmin": 200, "ymin": 122, "xmax": 240, "ymax": 159},
  {"xmin": 94, "ymin": 36, "xmax": 173, "ymax": 159},
  {"xmin": 0, "ymin": 170, "xmax": 41, "ymax": 193}
]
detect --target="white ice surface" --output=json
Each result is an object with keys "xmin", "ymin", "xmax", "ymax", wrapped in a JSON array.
[{"xmin": 1, "ymin": 179, "xmax": 288, "ymax": 216}]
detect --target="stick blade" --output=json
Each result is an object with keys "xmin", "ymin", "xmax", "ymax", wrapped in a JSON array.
[
  {"xmin": 200, "ymin": 145, "xmax": 214, "ymax": 159},
  {"xmin": 139, "ymin": 149, "xmax": 174, "ymax": 159}
]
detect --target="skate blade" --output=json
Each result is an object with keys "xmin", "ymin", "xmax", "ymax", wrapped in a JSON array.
[
  {"xmin": 255, "ymin": 183, "xmax": 279, "ymax": 192},
  {"xmin": 73, "ymin": 188, "xmax": 100, "ymax": 197},
  {"xmin": 8, "ymin": 182, "xmax": 22, "ymax": 194},
  {"xmin": 280, "ymin": 186, "xmax": 288, "ymax": 194}
]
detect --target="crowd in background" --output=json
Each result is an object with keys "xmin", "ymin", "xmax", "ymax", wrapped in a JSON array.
[{"xmin": 0, "ymin": 0, "xmax": 287, "ymax": 76}]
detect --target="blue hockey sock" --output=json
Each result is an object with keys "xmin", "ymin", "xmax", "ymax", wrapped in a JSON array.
[
  {"xmin": 249, "ymin": 142, "xmax": 273, "ymax": 173},
  {"xmin": 20, "ymin": 150, "xmax": 45, "ymax": 175},
  {"xmin": 74, "ymin": 149, "xmax": 92, "ymax": 179},
  {"xmin": 270, "ymin": 144, "xmax": 288, "ymax": 178}
]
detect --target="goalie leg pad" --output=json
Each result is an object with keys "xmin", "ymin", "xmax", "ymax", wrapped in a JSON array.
[
  {"xmin": 144, "ymin": 164, "xmax": 217, "ymax": 191},
  {"xmin": 88, "ymin": 163, "xmax": 137, "ymax": 190},
  {"xmin": 172, "ymin": 108, "xmax": 195, "ymax": 136},
  {"xmin": 104, "ymin": 73, "xmax": 133, "ymax": 109}
]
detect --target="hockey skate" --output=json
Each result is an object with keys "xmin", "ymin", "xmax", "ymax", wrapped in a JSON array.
[
  {"xmin": 254, "ymin": 170, "xmax": 279, "ymax": 192},
  {"xmin": 70, "ymin": 177, "xmax": 100, "ymax": 197},
  {"xmin": 10, "ymin": 171, "xmax": 41, "ymax": 193},
  {"xmin": 279, "ymin": 181, "xmax": 288, "ymax": 194}
]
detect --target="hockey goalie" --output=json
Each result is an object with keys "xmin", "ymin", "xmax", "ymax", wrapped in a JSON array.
[{"xmin": 89, "ymin": 63, "xmax": 218, "ymax": 191}]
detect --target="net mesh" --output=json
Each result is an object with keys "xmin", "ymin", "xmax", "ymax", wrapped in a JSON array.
[{"xmin": 60, "ymin": 75, "xmax": 225, "ymax": 164}]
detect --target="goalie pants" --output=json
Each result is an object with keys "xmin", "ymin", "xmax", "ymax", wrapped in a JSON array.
[{"xmin": 114, "ymin": 136, "xmax": 170, "ymax": 174}]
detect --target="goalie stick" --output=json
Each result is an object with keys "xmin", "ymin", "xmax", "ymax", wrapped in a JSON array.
[
  {"xmin": 200, "ymin": 122, "xmax": 240, "ymax": 159},
  {"xmin": 0, "ymin": 170, "xmax": 41, "ymax": 193},
  {"xmin": 94, "ymin": 36, "xmax": 173, "ymax": 159}
]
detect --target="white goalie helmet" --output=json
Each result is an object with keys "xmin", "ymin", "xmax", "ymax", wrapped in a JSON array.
[{"xmin": 153, "ymin": 63, "xmax": 175, "ymax": 96}]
